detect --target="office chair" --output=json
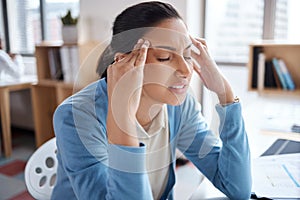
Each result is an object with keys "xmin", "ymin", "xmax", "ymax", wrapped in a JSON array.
[{"xmin": 24, "ymin": 137, "xmax": 57, "ymax": 200}]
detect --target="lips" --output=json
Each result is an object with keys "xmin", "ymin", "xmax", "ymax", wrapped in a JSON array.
[
  {"xmin": 169, "ymin": 85, "xmax": 185, "ymax": 89},
  {"xmin": 168, "ymin": 82, "xmax": 188, "ymax": 94}
]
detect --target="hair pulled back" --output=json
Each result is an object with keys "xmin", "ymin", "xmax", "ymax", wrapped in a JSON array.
[{"xmin": 96, "ymin": 1, "xmax": 182, "ymax": 78}]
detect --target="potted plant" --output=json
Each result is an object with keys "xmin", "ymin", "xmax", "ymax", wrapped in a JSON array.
[{"xmin": 61, "ymin": 10, "xmax": 79, "ymax": 44}]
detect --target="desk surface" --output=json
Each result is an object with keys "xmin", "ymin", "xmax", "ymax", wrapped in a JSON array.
[
  {"xmin": 0, "ymin": 75, "xmax": 37, "ymax": 157},
  {"xmin": 185, "ymin": 99, "xmax": 299, "ymax": 199}
]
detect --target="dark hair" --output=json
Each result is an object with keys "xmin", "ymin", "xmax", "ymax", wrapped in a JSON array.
[{"xmin": 96, "ymin": 1, "xmax": 182, "ymax": 78}]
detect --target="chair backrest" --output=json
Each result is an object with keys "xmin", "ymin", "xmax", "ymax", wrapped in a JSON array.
[{"xmin": 25, "ymin": 137, "xmax": 57, "ymax": 200}]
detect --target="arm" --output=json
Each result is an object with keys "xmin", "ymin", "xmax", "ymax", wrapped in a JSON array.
[
  {"xmin": 106, "ymin": 39, "xmax": 149, "ymax": 146},
  {"xmin": 0, "ymin": 50, "xmax": 22, "ymax": 78},
  {"xmin": 184, "ymin": 36, "xmax": 251, "ymax": 198},
  {"xmin": 52, "ymin": 83, "xmax": 152, "ymax": 199},
  {"xmin": 176, "ymin": 94, "xmax": 251, "ymax": 200}
]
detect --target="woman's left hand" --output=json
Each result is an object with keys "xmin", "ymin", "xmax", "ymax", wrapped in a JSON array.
[{"xmin": 190, "ymin": 36, "xmax": 235, "ymax": 105}]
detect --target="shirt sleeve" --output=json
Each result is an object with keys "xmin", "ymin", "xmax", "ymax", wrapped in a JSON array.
[
  {"xmin": 52, "ymin": 100, "xmax": 152, "ymax": 200},
  {"xmin": 176, "ymin": 94, "xmax": 252, "ymax": 200}
]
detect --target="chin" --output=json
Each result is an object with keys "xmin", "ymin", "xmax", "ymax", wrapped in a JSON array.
[{"xmin": 165, "ymin": 94, "xmax": 187, "ymax": 106}]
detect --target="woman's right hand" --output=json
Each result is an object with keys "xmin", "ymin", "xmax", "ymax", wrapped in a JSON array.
[{"xmin": 106, "ymin": 39, "xmax": 149, "ymax": 146}]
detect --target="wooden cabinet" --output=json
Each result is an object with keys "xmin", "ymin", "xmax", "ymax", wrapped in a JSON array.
[
  {"xmin": 247, "ymin": 41, "xmax": 300, "ymax": 97},
  {"xmin": 32, "ymin": 42, "xmax": 78, "ymax": 147},
  {"xmin": 32, "ymin": 41, "xmax": 102, "ymax": 147}
]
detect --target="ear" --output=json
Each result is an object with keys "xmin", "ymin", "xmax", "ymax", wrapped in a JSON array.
[{"xmin": 114, "ymin": 52, "xmax": 126, "ymax": 62}]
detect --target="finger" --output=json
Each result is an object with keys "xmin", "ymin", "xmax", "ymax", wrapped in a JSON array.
[
  {"xmin": 113, "ymin": 39, "xmax": 144, "ymax": 65},
  {"xmin": 192, "ymin": 40, "xmax": 211, "ymax": 61},
  {"xmin": 190, "ymin": 36, "xmax": 206, "ymax": 52},
  {"xmin": 192, "ymin": 62, "xmax": 208, "ymax": 86},
  {"xmin": 133, "ymin": 38, "xmax": 144, "ymax": 50},
  {"xmin": 113, "ymin": 52, "xmax": 133, "ymax": 65},
  {"xmin": 194, "ymin": 37, "xmax": 207, "ymax": 47},
  {"xmin": 126, "ymin": 39, "xmax": 145, "ymax": 65},
  {"xmin": 195, "ymin": 38, "xmax": 209, "ymax": 54},
  {"xmin": 134, "ymin": 40, "xmax": 150, "ymax": 67},
  {"xmin": 191, "ymin": 49, "xmax": 200, "ymax": 60},
  {"xmin": 192, "ymin": 61, "xmax": 201, "ymax": 74},
  {"xmin": 190, "ymin": 35, "xmax": 207, "ymax": 47}
]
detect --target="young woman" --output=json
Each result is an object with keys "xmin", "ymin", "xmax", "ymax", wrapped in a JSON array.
[
  {"xmin": 0, "ymin": 39, "xmax": 24, "ymax": 79},
  {"xmin": 52, "ymin": 1, "xmax": 251, "ymax": 199}
]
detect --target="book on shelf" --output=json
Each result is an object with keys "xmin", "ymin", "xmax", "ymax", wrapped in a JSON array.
[
  {"xmin": 60, "ymin": 45, "xmax": 80, "ymax": 83},
  {"xmin": 278, "ymin": 59, "xmax": 295, "ymax": 90},
  {"xmin": 251, "ymin": 47, "xmax": 263, "ymax": 89},
  {"xmin": 271, "ymin": 58, "xmax": 296, "ymax": 90},
  {"xmin": 257, "ymin": 52, "xmax": 265, "ymax": 91},
  {"xmin": 48, "ymin": 48, "xmax": 64, "ymax": 80},
  {"xmin": 264, "ymin": 60, "xmax": 278, "ymax": 88},
  {"xmin": 256, "ymin": 51, "xmax": 279, "ymax": 89},
  {"xmin": 271, "ymin": 60, "xmax": 282, "ymax": 88}
]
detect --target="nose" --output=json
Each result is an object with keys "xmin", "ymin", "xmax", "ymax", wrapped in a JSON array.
[{"xmin": 175, "ymin": 57, "xmax": 192, "ymax": 78}]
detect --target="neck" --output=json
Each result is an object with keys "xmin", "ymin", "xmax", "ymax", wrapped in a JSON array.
[{"xmin": 136, "ymin": 91, "xmax": 164, "ymax": 128}]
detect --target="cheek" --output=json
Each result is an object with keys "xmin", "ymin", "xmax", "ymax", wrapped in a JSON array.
[{"xmin": 143, "ymin": 64, "xmax": 175, "ymax": 86}]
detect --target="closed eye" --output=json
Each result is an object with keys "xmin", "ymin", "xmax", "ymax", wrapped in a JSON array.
[{"xmin": 157, "ymin": 57, "xmax": 170, "ymax": 62}]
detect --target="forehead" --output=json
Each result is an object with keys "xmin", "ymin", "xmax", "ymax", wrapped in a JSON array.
[{"xmin": 143, "ymin": 27, "xmax": 191, "ymax": 52}]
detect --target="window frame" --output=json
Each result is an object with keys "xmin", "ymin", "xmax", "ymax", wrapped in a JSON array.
[{"xmin": 0, "ymin": 0, "xmax": 78, "ymax": 56}]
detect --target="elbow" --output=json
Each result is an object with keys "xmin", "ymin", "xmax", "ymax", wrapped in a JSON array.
[
  {"xmin": 227, "ymin": 188, "xmax": 251, "ymax": 200},
  {"xmin": 225, "ymin": 181, "xmax": 252, "ymax": 200}
]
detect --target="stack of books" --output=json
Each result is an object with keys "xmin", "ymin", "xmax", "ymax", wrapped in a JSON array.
[
  {"xmin": 252, "ymin": 47, "xmax": 296, "ymax": 91},
  {"xmin": 47, "ymin": 45, "xmax": 80, "ymax": 83}
]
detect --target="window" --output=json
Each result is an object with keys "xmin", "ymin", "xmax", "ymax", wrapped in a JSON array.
[
  {"xmin": 7, "ymin": 0, "xmax": 41, "ymax": 54},
  {"xmin": 44, "ymin": 0, "xmax": 79, "ymax": 41},
  {"xmin": 274, "ymin": 0, "xmax": 300, "ymax": 41},
  {"xmin": 0, "ymin": 1, "xmax": 5, "ymax": 41},
  {"xmin": 205, "ymin": 0, "xmax": 298, "ymax": 65},
  {"xmin": 205, "ymin": 0, "xmax": 265, "ymax": 64},
  {"xmin": 1, "ymin": 0, "xmax": 79, "ymax": 54}
]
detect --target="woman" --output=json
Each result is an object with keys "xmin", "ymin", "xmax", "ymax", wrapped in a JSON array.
[
  {"xmin": 52, "ymin": 1, "xmax": 251, "ymax": 199},
  {"xmin": 0, "ymin": 39, "xmax": 24, "ymax": 80}
]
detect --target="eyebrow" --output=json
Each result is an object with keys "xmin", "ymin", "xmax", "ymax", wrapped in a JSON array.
[{"xmin": 153, "ymin": 43, "xmax": 192, "ymax": 51}]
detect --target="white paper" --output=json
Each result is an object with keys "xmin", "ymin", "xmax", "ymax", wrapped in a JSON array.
[{"xmin": 252, "ymin": 153, "xmax": 300, "ymax": 198}]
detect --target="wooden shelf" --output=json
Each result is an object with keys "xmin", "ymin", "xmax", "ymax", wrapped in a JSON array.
[
  {"xmin": 257, "ymin": 89, "xmax": 300, "ymax": 99},
  {"xmin": 248, "ymin": 41, "xmax": 300, "ymax": 97},
  {"xmin": 32, "ymin": 41, "xmax": 80, "ymax": 147},
  {"xmin": 32, "ymin": 40, "xmax": 101, "ymax": 147}
]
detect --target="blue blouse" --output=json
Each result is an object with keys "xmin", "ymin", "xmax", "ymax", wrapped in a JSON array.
[{"xmin": 51, "ymin": 78, "xmax": 251, "ymax": 200}]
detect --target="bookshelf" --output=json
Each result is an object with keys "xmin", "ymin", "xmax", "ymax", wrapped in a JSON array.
[
  {"xmin": 32, "ymin": 41, "xmax": 79, "ymax": 147},
  {"xmin": 248, "ymin": 41, "xmax": 300, "ymax": 97},
  {"xmin": 32, "ymin": 40, "xmax": 105, "ymax": 147}
]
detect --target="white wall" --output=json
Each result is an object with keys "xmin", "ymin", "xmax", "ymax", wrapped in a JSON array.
[{"xmin": 79, "ymin": 0, "xmax": 204, "ymax": 42}]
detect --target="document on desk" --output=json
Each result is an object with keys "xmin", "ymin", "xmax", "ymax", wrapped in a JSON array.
[{"xmin": 252, "ymin": 153, "xmax": 300, "ymax": 198}]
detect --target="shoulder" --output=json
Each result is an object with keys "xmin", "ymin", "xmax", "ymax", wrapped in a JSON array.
[
  {"xmin": 0, "ymin": 50, "xmax": 13, "ymax": 64},
  {"xmin": 62, "ymin": 78, "xmax": 107, "ymax": 106},
  {"xmin": 54, "ymin": 79, "xmax": 108, "ymax": 120}
]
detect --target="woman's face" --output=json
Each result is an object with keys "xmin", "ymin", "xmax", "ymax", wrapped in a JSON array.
[{"xmin": 142, "ymin": 18, "xmax": 193, "ymax": 106}]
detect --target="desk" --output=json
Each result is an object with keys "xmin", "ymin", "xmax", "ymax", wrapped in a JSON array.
[{"xmin": 0, "ymin": 75, "xmax": 37, "ymax": 157}]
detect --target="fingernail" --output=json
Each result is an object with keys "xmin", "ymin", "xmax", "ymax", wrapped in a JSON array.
[
  {"xmin": 142, "ymin": 40, "xmax": 150, "ymax": 48},
  {"xmin": 138, "ymin": 38, "xmax": 144, "ymax": 43}
]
